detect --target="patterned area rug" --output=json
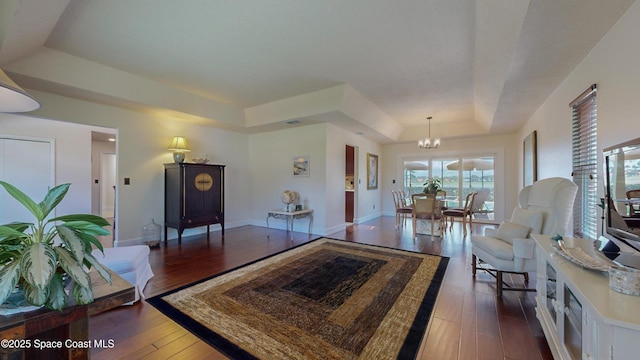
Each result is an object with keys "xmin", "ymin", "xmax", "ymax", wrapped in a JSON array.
[{"xmin": 147, "ymin": 238, "xmax": 449, "ymax": 359}]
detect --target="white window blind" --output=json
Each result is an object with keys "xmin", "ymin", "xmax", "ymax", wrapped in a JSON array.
[{"xmin": 571, "ymin": 84, "xmax": 597, "ymax": 239}]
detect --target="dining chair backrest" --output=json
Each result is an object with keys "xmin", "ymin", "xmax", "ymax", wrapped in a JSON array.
[
  {"xmin": 436, "ymin": 190, "xmax": 446, "ymax": 198},
  {"xmin": 412, "ymin": 193, "xmax": 438, "ymax": 217},
  {"xmin": 391, "ymin": 190, "xmax": 400, "ymax": 209},
  {"xmin": 398, "ymin": 190, "xmax": 410, "ymax": 207},
  {"xmin": 462, "ymin": 192, "xmax": 477, "ymax": 214},
  {"xmin": 392, "ymin": 190, "xmax": 406, "ymax": 210}
]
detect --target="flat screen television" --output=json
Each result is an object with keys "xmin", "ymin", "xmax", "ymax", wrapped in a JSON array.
[{"xmin": 603, "ymin": 137, "xmax": 640, "ymax": 257}]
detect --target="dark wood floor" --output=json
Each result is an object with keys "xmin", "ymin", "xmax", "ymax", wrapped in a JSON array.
[{"xmin": 89, "ymin": 217, "xmax": 553, "ymax": 360}]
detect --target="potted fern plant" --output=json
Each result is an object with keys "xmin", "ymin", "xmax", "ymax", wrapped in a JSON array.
[{"xmin": 0, "ymin": 181, "xmax": 112, "ymax": 311}]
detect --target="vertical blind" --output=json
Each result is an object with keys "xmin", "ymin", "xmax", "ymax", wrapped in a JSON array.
[{"xmin": 571, "ymin": 84, "xmax": 598, "ymax": 239}]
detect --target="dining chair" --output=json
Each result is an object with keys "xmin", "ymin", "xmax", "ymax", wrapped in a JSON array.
[
  {"xmin": 392, "ymin": 190, "xmax": 412, "ymax": 229},
  {"xmin": 411, "ymin": 193, "xmax": 441, "ymax": 239},
  {"xmin": 442, "ymin": 192, "xmax": 477, "ymax": 237}
]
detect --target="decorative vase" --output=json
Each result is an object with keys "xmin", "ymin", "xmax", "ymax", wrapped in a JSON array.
[{"xmin": 143, "ymin": 218, "xmax": 161, "ymax": 248}]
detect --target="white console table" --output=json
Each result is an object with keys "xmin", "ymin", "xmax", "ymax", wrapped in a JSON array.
[
  {"xmin": 266, "ymin": 209, "xmax": 313, "ymax": 239},
  {"xmin": 533, "ymin": 234, "xmax": 640, "ymax": 360}
]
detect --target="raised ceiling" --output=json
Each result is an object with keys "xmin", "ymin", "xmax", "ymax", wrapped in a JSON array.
[{"xmin": 0, "ymin": 0, "xmax": 636, "ymax": 143}]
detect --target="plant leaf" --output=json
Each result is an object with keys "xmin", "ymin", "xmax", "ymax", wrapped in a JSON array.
[
  {"xmin": 23, "ymin": 282, "xmax": 49, "ymax": 306},
  {"xmin": 84, "ymin": 253, "xmax": 112, "ymax": 284},
  {"xmin": 56, "ymin": 225, "xmax": 84, "ymax": 263},
  {"xmin": 20, "ymin": 243, "xmax": 56, "ymax": 289},
  {"xmin": 0, "ymin": 260, "xmax": 21, "ymax": 305},
  {"xmin": 39, "ymin": 183, "xmax": 70, "ymax": 219},
  {"xmin": 51, "ymin": 214, "xmax": 111, "ymax": 227},
  {"xmin": 78, "ymin": 232, "xmax": 104, "ymax": 253},
  {"xmin": 45, "ymin": 273, "xmax": 68, "ymax": 311},
  {"xmin": 0, "ymin": 225, "xmax": 28, "ymax": 242},
  {"xmin": 0, "ymin": 248, "xmax": 21, "ymax": 265},
  {"xmin": 54, "ymin": 247, "xmax": 91, "ymax": 289},
  {"xmin": 52, "ymin": 220, "xmax": 110, "ymax": 236},
  {"xmin": 73, "ymin": 281, "xmax": 94, "ymax": 305},
  {"xmin": 0, "ymin": 181, "xmax": 44, "ymax": 220},
  {"xmin": 0, "ymin": 222, "xmax": 30, "ymax": 232}
]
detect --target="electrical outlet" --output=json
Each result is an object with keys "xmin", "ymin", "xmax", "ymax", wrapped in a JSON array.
[{"xmin": 124, "ymin": 177, "xmax": 130, "ymax": 185}]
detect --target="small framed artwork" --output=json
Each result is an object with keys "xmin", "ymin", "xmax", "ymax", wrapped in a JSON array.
[
  {"xmin": 367, "ymin": 153, "xmax": 378, "ymax": 190},
  {"xmin": 293, "ymin": 155, "xmax": 310, "ymax": 177},
  {"xmin": 523, "ymin": 131, "xmax": 537, "ymax": 186}
]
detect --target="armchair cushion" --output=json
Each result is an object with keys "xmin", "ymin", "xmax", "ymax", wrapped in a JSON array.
[
  {"xmin": 511, "ymin": 208, "xmax": 543, "ymax": 234},
  {"xmin": 472, "ymin": 235, "xmax": 514, "ymax": 261},
  {"xmin": 484, "ymin": 228, "xmax": 497, "ymax": 237},
  {"xmin": 494, "ymin": 221, "xmax": 531, "ymax": 245}
]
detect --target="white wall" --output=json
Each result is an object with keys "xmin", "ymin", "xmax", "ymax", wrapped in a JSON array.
[
  {"xmin": 381, "ymin": 133, "xmax": 520, "ymax": 223},
  {"xmin": 518, "ymin": 0, "xmax": 640, "ymax": 232},
  {"xmin": 6, "ymin": 91, "xmax": 251, "ymax": 245},
  {"xmin": 248, "ymin": 123, "xmax": 327, "ymax": 233},
  {"xmin": 247, "ymin": 123, "xmax": 384, "ymax": 236}
]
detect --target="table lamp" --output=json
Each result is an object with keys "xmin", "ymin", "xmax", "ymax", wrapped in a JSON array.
[{"xmin": 168, "ymin": 136, "xmax": 190, "ymax": 163}]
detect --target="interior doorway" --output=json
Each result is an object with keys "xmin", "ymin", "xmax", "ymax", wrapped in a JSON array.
[
  {"xmin": 91, "ymin": 131, "xmax": 117, "ymax": 247},
  {"xmin": 100, "ymin": 153, "xmax": 116, "ymax": 217},
  {"xmin": 345, "ymin": 145, "xmax": 355, "ymax": 222}
]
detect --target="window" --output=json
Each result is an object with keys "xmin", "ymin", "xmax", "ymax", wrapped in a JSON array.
[
  {"xmin": 571, "ymin": 84, "xmax": 597, "ymax": 239},
  {"xmin": 402, "ymin": 156, "xmax": 495, "ymax": 219}
]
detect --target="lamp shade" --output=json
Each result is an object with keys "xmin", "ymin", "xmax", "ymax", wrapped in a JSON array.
[
  {"xmin": 167, "ymin": 136, "xmax": 191, "ymax": 152},
  {"xmin": 0, "ymin": 69, "xmax": 41, "ymax": 112}
]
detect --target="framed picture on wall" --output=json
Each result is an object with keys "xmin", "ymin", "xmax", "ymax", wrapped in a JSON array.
[
  {"xmin": 367, "ymin": 153, "xmax": 378, "ymax": 190},
  {"xmin": 523, "ymin": 131, "xmax": 537, "ymax": 186},
  {"xmin": 293, "ymin": 155, "xmax": 310, "ymax": 177}
]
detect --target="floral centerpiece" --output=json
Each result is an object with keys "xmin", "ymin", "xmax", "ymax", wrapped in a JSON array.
[{"xmin": 423, "ymin": 178, "xmax": 442, "ymax": 194}]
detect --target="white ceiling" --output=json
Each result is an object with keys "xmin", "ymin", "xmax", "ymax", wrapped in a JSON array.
[{"xmin": 0, "ymin": 0, "xmax": 636, "ymax": 143}]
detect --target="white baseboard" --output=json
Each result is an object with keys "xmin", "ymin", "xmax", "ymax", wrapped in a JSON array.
[
  {"xmin": 323, "ymin": 223, "xmax": 347, "ymax": 236},
  {"xmin": 354, "ymin": 212, "xmax": 382, "ymax": 224},
  {"xmin": 115, "ymin": 215, "xmax": 391, "ymax": 246}
]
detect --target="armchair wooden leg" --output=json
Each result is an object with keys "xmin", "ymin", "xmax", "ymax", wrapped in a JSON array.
[
  {"xmin": 497, "ymin": 271, "xmax": 503, "ymax": 297},
  {"xmin": 472, "ymin": 254, "xmax": 477, "ymax": 276},
  {"xmin": 524, "ymin": 272, "xmax": 529, "ymax": 283}
]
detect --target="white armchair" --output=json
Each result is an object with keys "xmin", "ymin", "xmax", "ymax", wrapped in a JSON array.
[{"xmin": 471, "ymin": 177, "xmax": 578, "ymax": 296}]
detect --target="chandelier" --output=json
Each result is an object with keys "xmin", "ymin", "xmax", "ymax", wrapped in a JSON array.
[{"xmin": 418, "ymin": 116, "xmax": 440, "ymax": 149}]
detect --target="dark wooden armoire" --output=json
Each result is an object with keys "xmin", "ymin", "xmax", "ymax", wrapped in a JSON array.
[{"xmin": 164, "ymin": 163, "xmax": 225, "ymax": 243}]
